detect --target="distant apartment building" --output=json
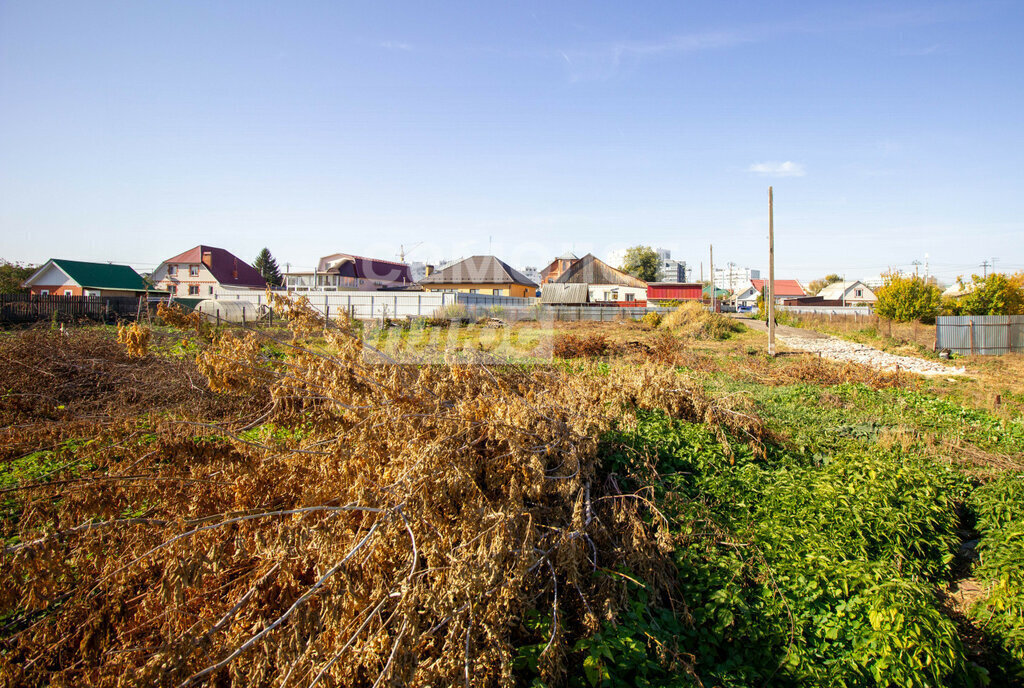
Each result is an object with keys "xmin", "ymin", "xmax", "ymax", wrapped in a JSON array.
[
  {"xmin": 713, "ymin": 265, "xmax": 760, "ymax": 292},
  {"xmin": 519, "ymin": 265, "xmax": 541, "ymax": 284},
  {"xmin": 655, "ymin": 248, "xmax": 688, "ymax": 283}
]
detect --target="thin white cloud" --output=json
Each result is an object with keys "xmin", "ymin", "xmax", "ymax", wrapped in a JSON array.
[
  {"xmin": 749, "ymin": 161, "xmax": 806, "ymax": 177},
  {"xmin": 379, "ymin": 41, "xmax": 414, "ymax": 51},
  {"xmin": 558, "ymin": 6, "xmax": 976, "ymax": 81}
]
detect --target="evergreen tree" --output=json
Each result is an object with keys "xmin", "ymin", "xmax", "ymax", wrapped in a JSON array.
[{"xmin": 253, "ymin": 248, "xmax": 283, "ymax": 287}]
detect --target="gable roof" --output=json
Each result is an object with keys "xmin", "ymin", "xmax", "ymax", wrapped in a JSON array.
[
  {"xmin": 418, "ymin": 255, "xmax": 537, "ymax": 287},
  {"xmin": 317, "ymin": 253, "xmax": 412, "ymax": 283},
  {"xmin": 540, "ymin": 283, "xmax": 589, "ymax": 304},
  {"xmin": 25, "ymin": 259, "xmax": 152, "ymax": 292},
  {"xmin": 750, "ymin": 279, "xmax": 806, "ymax": 297},
  {"xmin": 703, "ymin": 284, "xmax": 731, "ymax": 299},
  {"xmin": 817, "ymin": 280, "xmax": 873, "ymax": 299},
  {"xmin": 161, "ymin": 245, "xmax": 266, "ymax": 288},
  {"xmin": 733, "ymin": 285, "xmax": 760, "ymax": 301},
  {"xmin": 553, "ymin": 254, "xmax": 647, "ymax": 288}
]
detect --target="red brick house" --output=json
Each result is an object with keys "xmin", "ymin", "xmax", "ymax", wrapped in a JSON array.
[{"xmin": 22, "ymin": 259, "xmax": 158, "ymax": 298}]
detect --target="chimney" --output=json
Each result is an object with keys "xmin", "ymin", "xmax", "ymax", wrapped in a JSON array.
[
  {"xmin": 424, "ymin": 265, "xmax": 434, "ymax": 276},
  {"xmin": 201, "ymin": 250, "xmax": 212, "ymax": 267}
]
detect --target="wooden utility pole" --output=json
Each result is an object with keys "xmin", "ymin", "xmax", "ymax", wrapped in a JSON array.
[
  {"xmin": 709, "ymin": 244, "xmax": 715, "ymax": 312},
  {"xmin": 768, "ymin": 187, "xmax": 776, "ymax": 357}
]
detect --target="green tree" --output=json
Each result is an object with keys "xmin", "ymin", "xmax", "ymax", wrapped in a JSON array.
[
  {"xmin": 0, "ymin": 259, "xmax": 35, "ymax": 294},
  {"xmin": 875, "ymin": 272, "xmax": 943, "ymax": 323},
  {"xmin": 944, "ymin": 273, "xmax": 1024, "ymax": 316},
  {"xmin": 253, "ymin": 248, "xmax": 283, "ymax": 287},
  {"xmin": 807, "ymin": 273, "xmax": 843, "ymax": 295},
  {"xmin": 619, "ymin": 246, "xmax": 660, "ymax": 283}
]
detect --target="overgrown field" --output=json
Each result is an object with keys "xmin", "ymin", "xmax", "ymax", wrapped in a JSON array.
[{"xmin": 1, "ymin": 308, "xmax": 1022, "ymax": 687}]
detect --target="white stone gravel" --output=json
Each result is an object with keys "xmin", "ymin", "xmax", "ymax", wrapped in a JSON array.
[{"xmin": 777, "ymin": 334, "xmax": 968, "ymax": 376}]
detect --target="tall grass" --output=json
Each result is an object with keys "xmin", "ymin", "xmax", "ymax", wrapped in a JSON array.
[{"xmin": 660, "ymin": 302, "xmax": 745, "ymax": 340}]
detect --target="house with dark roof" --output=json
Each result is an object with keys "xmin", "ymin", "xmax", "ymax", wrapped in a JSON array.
[
  {"xmin": 284, "ymin": 253, "xmax": 413, "ymax": 292},
  {"xmin": 551, "ymin": 253, "xmax": 648, "ymax": 304},
  {"xmin": 22, "ymin": 259, "xmax": 161, "ymax": 298},
  {"xmin": 151, "ymin": 246, "xmax": 266, "ymax": 298},
  {"xmin": 418, "ymin": 255, "xmax": 538, "ymax": 298}
]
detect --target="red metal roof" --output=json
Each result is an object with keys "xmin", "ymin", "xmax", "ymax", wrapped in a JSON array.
[
  {"xmin": 161, "ymin": 246, "xmax": 266, "ymax": 288},
  {"xmin": 750, "ymin": 279, "xmax": 805, "ymax": 297}
]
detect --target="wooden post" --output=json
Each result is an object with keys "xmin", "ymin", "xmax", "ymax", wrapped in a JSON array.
[
  {"xmin": 768, "ymin": 186, "xmax": 776, "ymax": 357},
  {"xmin": 216, "ymin": 309, "xmax": 220, "ymax": 327},
  {"xmin": 709, "ymin": 244, "xmax": 715, "ymax": 313},
  {"xmin": 242, "ymin": 307, "xmax": 246, "ymax": 327},
  {"xmin": 969, "ymin": 320, "xmax": 975, "ymax": 354}
]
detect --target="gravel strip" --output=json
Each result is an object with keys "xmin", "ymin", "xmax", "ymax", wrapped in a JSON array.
[{"xmin": 777, "ymin": 334, "xmax": 968, "ymax": 376}]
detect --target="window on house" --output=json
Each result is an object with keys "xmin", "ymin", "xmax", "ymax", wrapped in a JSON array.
[
  {"xmin": 469, "ymin": 289, "xmax": 479, "ymax": 294},
  {"xmin": 64, "ymin": 289, "xmax": 73, "ymax": 296},
  {"xmin": 493, "ymin": 288, "xmax": 502, "ymax": 295},
  {"xmin": 208, "ymin": 286, "xmax": 214, "ymax": 295},
  {"xmin": 40, "ymin": 289, "xmax": 49, "ymax": 295},
  {"xmin": 167, "ymin": 265, "xmax": 176, "ymax": 276},
  {"xmin": 188, "ymin": 285, "xmax": 200, "ymax": 295},
  {"xmin": 855, "ymin": 289, "xmax": 863, "ymax": 297},
  {"xmin": 190, "ymin": 265, "xmax": 200, "ymax": 277}
]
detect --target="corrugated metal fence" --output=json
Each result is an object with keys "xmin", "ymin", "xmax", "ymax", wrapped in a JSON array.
[
  {"xmin": 779, "ymin": 305, "xmax": 874, "ymax": 316},
  {"xmin": 463, "ymin": 305, "xmax": 675, "ymax": 322},
  {"xmin": 287, "ymin": 291, "xmax": 536, "ymax": 320},
  {"xmin": 174, "ymin": 289, "xmax": 685, "ymax": 322},
  {"xmin": 935, "ymin": 315, "xmax": 1024, "ymax": 355}
]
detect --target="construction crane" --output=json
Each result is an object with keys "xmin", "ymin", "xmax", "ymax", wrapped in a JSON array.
[{"xmin": 397, "ymin": 242, "xmax": 423, "ymax": 263}]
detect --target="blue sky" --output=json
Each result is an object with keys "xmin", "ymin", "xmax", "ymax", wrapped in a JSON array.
[{"xmin": 1, "ymin": 1, "xmax": 1022, "ymax": 283}]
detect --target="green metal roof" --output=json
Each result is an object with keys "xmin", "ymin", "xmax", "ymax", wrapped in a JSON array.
[
  {"xmin": 702, "ymin": 284, "xmax": 730, "ymax": 298},
  {"xmin": 51, "ymin": 259, "xmax": 152, "ymax": 291}
]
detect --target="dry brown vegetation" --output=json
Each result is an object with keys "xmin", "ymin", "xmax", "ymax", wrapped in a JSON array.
[{"xmin": 0, "ymin": 307, "xmax": 772, "ymax": 687}]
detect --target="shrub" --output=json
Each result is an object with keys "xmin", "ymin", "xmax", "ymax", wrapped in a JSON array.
[
  {"xmin": 969, "ymin": 474, "xmax": 1024, "ymax": 678},
  {"xmin": 944, "ymin": 272, "xmax": 1024, "ymax": 316},
  {"xmin": 875, "ymin": 272, "xmax": 942, "ymax": 323},
  {"xmin": 640, "ymin": 311, "xmax": 662, "ymax": 328}
]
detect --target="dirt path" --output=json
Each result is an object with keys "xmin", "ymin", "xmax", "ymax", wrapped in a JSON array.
[{"xmin": 740, "ymin": 317, "xmax": 968, "ymax": 376}]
